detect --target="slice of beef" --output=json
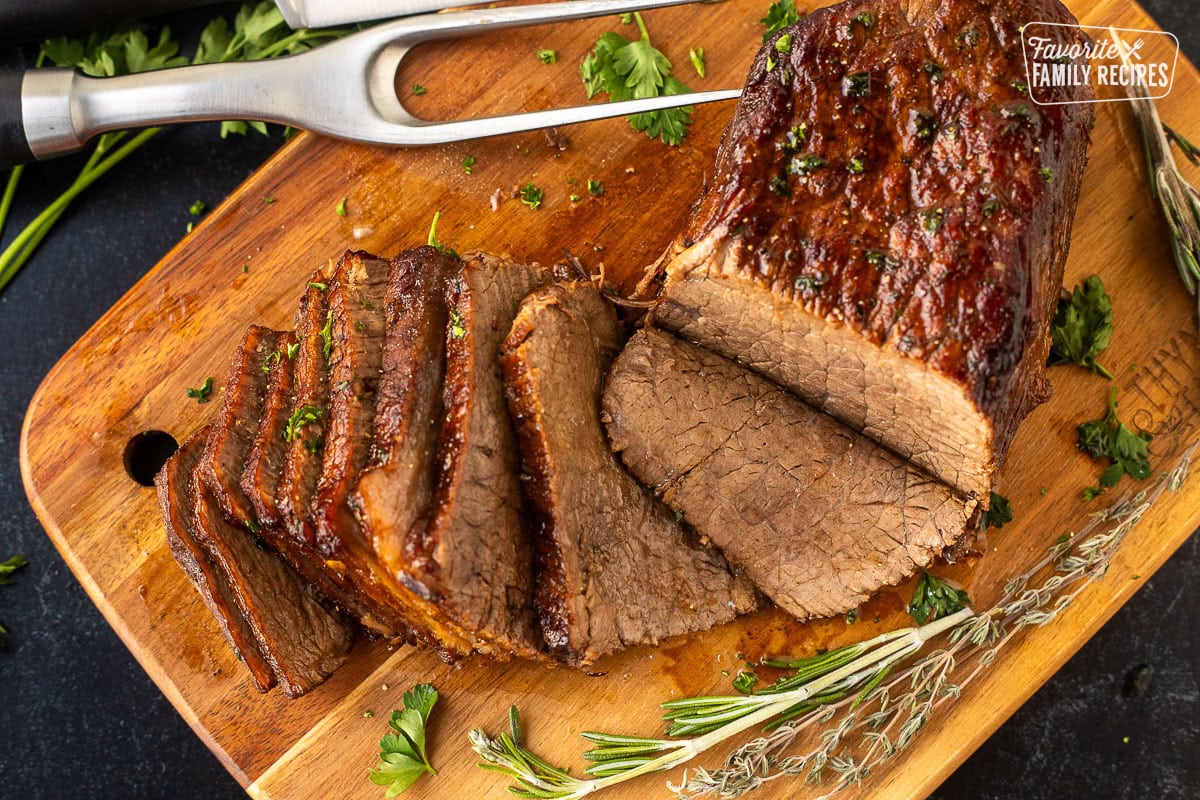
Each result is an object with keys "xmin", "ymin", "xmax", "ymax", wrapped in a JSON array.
[
  {"xmin": 603, "ymin": 328, "xmax": 978, "ymax": 620},
  {"xmin": 277, "ymin": 272, "xmax": 333, "ymax": 545},
  {"xmin": 157, "ymin": 428, "xmax": 276, "ymax": 692},
  {"xmin": 350, "ymin": 247, "xmax": 480, "ymax": 656},
  {"xmin": 651, "ymin": 0, "xmax": 1095, "ymax": 498},
  {"xmin": 199, "ymin": 325, "xmax": 285, "ymax": 529},
  {"xmin": 242, "ymin": 331, "xmax": 297, "ymax": 530},
  {"xmin": 189, "ymin": 462, "xmax": 353, "ymax": 697},
  {"xmin": 404, "ymin": 252, "xmax": 554, "ymax": 658},
  {"xmin": 501, "ymin": 283, "xmax": 758, "ymax": 665}
]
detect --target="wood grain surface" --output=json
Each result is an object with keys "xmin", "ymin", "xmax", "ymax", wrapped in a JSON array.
[{"xmin": 19, "ymin": 1, "xmax": 1200, "ymax": 798}]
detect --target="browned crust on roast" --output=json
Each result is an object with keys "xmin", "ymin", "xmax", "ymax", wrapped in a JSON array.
[
  {"xmin": 277, "ymin": 269, "xmax": 332, "ymax": 545},
  {"xmin": 350, "ymin": 248, "xmax": 481, "ymax": 657},
  {"xmin": 501, "ymin": 283, "xmax": 757, "ymax": 665},
  {"xmin": 189, "ymin": 467, "xmax": 353, "ymax": 698},
  {"xmin": 603, "ymin": 328, "xmax": 978, "ymax": 621},
  {"xmin": 242, "ymin": 331, "xmax": 297, "ymax": 529},
  {"xmin": 404, "ymin": 252, "xmax": 553, "ymax": 658},
  {"xmin": 655, "ymin": 0, "xmax": 1095, "ymax": 497},
  {"xmin": 156, "ymin": 428, "xmax": 276, "ymax": 692},
  {"xmin": 199, "ymin": 325, "xmax": 284, "ymax": 528}
]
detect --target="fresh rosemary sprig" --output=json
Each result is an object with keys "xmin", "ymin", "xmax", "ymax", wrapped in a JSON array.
[
  {"xmin": 1114, "ymin": 28, "xmax": 1200, "ymax": 328},
  {"xmin": 470, "ymin": 610, "xmax": 972, "ymax": 798}
]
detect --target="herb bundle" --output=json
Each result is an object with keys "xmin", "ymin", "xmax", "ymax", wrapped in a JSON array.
[
  {"xmin": 0, "ymin": 2, "xmax": 353, "ymax": 293},
  {"xmin": 580, "ymin": 13, "xmax": 693, "ymax": 146},
  {"xmin": 470, "ymin": 609, "xmax": 971, "ymax": 799}
]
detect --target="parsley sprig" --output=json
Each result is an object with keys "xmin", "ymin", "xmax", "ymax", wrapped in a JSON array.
[
  {"xmin": 761, "ymin": 0, "xmax": 802, "ymax": 42},
  {"xmin": 1049, "ymin": 275, "xmax": 1114, "ymax": 379},
  {"xmin": 369, "ymin": 683, "xmax": 439, "ymax": 796},
  {"xmin": 979, "ymin": 492, "xmax": 1012, "ymax": 531},
  {"xmin": 580, "ymin": 13, "xmax": 693, "ymax": 146},
  {"xmin": 907, "ymin": 570, "xmax": 970, "ymax": 625},
  {"xmin": 0, "ymin": 2, "xmax": 352, "ymax": 293},
  {"xmin": 1077, "ymin": 385, "xmax": 1152, "ymax": 493},
  {"xmin": 1, "ymin": 555, "xmax": 29, "ymax": 637}
]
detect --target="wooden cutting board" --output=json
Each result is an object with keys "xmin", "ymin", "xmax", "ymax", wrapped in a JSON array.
[{"xmin": 20, "ymin": 1, "xmax": 1200, "ymax": 798}]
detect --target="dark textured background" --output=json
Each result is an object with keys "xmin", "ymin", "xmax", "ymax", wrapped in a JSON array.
[{"xmin": 0, "ymin": 2, "xmax": 1196, "ymax": 799}]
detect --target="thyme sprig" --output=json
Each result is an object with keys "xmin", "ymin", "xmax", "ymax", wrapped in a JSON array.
[
  {"xmin": 470, "ymin": 610, "xmax": 972, "ymax": 798},
  {"xmin": 1114, "ymin": 28, "xmax": 1200, "ymax": 328},
  {"xmin": 674, "ymin": 447, "xmax": 1193, "ymax": 798}
]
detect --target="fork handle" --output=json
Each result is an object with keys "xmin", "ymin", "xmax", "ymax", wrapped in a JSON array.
[
  {"xmin": 0, "ymin": 69, "xmax": 34, "ymax": 168},
  {"xmin": 0, "ymin": 0, "xmax": 216, "ymax": 44}
]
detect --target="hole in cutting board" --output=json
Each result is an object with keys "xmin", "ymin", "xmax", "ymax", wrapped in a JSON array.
[{"xmin": 123, "ymin": 431, "xmax": 179, "ymax": 487}]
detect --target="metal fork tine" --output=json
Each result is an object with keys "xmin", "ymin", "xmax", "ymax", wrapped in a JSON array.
[{"xmin": 402, "ymin": 89, "xmax": 743, "ymax": 145}]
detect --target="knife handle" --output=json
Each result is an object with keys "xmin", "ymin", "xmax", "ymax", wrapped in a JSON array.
[
  {"xmin": 0, "ymin": 0, "xmax": 218, "ymax": 44},
  {"xmin": 0, "ymin": 69, "xmax": 34, "ymax": 169}
]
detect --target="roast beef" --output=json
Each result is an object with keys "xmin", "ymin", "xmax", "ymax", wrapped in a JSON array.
[
  {"xmin": 403, "ymin": 253, "xmax": 554, "ymax": 657},
  {"xmin": 651, "ymin": 0, "xmax": 1095, "ymax": 498},
  {"xmin": 277, "ymin": 272, "xmax": 333, "ymax": 544},
  {"xmin": 242, "ymin": 331, "xmax": 297, "ymax": 530},
  {"xmin": 350, "ymin": 247, "xmax": 480, "ymax": 656},
  {"xmin": 190, "ymin": 465, "xmax": 353, "ymax": 697},
  {"xmin": 199, "ymin": 325, "xmax": 284, "ymax": 529},
  {"xmin": 157, "ymin": 428, "xmax": 276, "ymax": 692},
  {"xmin": 501, "ymin": 283, "xmax": 758, "ymax": 664},
  {"xmin": 603, "ymin": 328, "xmax": 978, "ymax": 620}
]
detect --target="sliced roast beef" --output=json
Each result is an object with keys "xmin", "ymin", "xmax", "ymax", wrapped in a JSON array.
[
  {"xmin": 189, "ymin": 467, "xmax": 353, "ymax": 698},
  {"xmin": 242, "ymin": 331, "xmax": 297, "ymax": 530},
  {"xmin": 501, "ymin": 283, "xmax": 758, "ymax": 665},
  {"xmin": 157, "ymin": 428, "xmax": 276, "ymax": 692},
  {"xmin": 199, "ymin": 325, "xmax": 284, "ymax": 528},
  {"xmin": 277, "ymin": 272, "xmax": 333, "ymax": 545},
  {"xmin": 350, "ymin": 247, "xmax": 480, "ymax": 656},
  {"xmin": 652, "ymin": 0, "xmax": 1095, "ymax": 498},
  {"xmin": 403, "ymin": 253, "xmax": 554, "ymax": 657},
  {"xmin": 603, "ymin": 328, "xmax": 978, "ymax": 620}
]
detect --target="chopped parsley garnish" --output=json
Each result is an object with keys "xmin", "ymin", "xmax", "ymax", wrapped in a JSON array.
[
  {"xmin": 335, "ymin": 196, "xmax": 348, "ymax": 217},
  {"xmin": 908, "ymin": 570, "xmax": 970, "ymax": 624},
  {"xmin": 286, "ymin": 341, "xmax": 300, "ymax": 359},
  {"xmin": 412, "ymin": 83, "xmax": 426, "ymax": 95},
  {"xmin": 920, "ymin": 207, "xmax": 944, "ymax": 234},
  {"xmin": 580, "ymin": 13, "xmax": 694, "ymax": 145},
  {"xmin": 449, "ymin": 307, "xmax": 467, "ymax": 340},
  {"xmin": 426, "ymin": 211, "xmax": 458, "ymax": 258},
  {"xmin": 760, "ymin": 0, "xmax": 801, "ymax": 42},
  {"xmin": 731, "ymin": 670, "xmax": 758, "ymax": 694},
  {"xmin": 308, "ymin": 281, "xmax": 328, "ymax": 291},
  {"xmin": 519, "ymin": 182, "xmax": 543, "ymax": 210},
  {"xmin": 852, "ymin": 11, "xmax": 874, "ymax": 29},
  {"xmin": 848, "ymin": 155, "xmax": 866, "ymax": 174},
  {"xmin": 1040, "ymin": 166, "xmax": 1054, "ymax": 182},
  {"xmin": 924, "ymin": 61, "xmax": 944, "ymax": 81},
  {"xmin": 189, "ymin": 200, "xmax": 206, "ymax": 216},
  {"xmin": 283, "ymin": 404, "xmax": 323, "ymax": 443},
  {"xmin": 843, "ymin": 71, "xmax": 871, "ymax": 97},
  {"xmin": 462, "ymin": 155, "xmax": 476, "ymax": 175},
  {"xmin": 769, "ymin": 174, "xmax": 790, "ymax": 196},
  {"xmin": 587, "ymin": 179, "xmax": 605, "ymax": 197},
  {"xmin": 369, "ymin": 684, "xmax": 439, "ymax": 795},
  {"xmin": 865, "ymin": 249, "xmax": 898, "ymax": 271},
  {"xmin": 980, "ymin": 492, "xmax": 1012, "ymax": 531},
  {"xmin": 1076, "ymin": 385, "xmax": 1152, "ymax": 490},
  {"xmin": 774, "ymin": 33, "xmax": 794, "ymax": 55},
  {"xmin": 537, "ymin": 49, "xmax": 556, "ymax": 64},
  {"xmin": 1049, "ymin": 275, "xmax": 1114, "ymax": 379},
  {"xmin": 186, "ymin": 376, "xmax": 214, "ymax": 403},
  {"xmin": 263, "ymin": 196, "xmax": 277, "ymax": 204},
  {"xmin": 318, "ymin": 310, "xmax": 334, "ymax": 361},
  {"xmin": 261, "ymin": 349, "xmax": 281, "ymax": 375},
  {"xmin": 689, "ymin": 46, "xmax": 706, "ymax": 78},
  {"xmin": 983, "ymin": 199, "xmax": 999, "ymax": 217},
  {"xmin": 788, "ymin": 153, "xmax": 826, "ymax": 174}
]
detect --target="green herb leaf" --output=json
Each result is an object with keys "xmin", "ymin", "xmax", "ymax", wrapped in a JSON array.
[
  {"xmin": 449, "ymin": 307, "xmax": 467, "ymax": 340},
  {"xmin": 318, "ymin": 310, "xmax": 334, "ymax": 361},
  {"xmin": 186, "ymin": 376, "xmax": 214, "ymax": 403},
  {"xmin": 426, "ymin": 211, "xmax": 458, "ymax": 259},
  {"xmin": 286, "ymin": 341, "xmax": 300, "ymax": 359},
  {"xmin": 587, "ymin": 179, "xmax": 605, "ymax": 197},
  {"xmin": 336, "ymin": 196, "xmax": 348, "ymax": 217},
  {"xmin": 1049, "ymin": 275, "xmax": 1114, "ymax": 379},
  {"xmin": 731, "ymin": 670, "xmax": 757, "ymax": 694},
  {"xmin": 907, "ymin": 570, "xmax": 970, "ymax": 625},
  {"xmin": 1076, "ymin": 385, "xmax": 1152, "ymax": 489},
  {"xmin": 412, "ymin": 83, "xmax": 426, "ymax": 95},
  {"xmin": 282, "ymin": 404, "xmax": 323, "ymax": 442},
  {"xmin": 462, "ymin": 155, "xmax": 476, "ymax": 175},
  {"xmin": 369, "ymin": 683, "xmax": 439, "ymax": 796},
  {"xmin": 579, "ymin": 14, "xmax": 692, "ymax": 146},
  {"xmin": 761, "ymin": 0, "xmax": 801, "ymax": 42},
  {"xmin": 519, "ymin": 183, "xmax": 543, "ymax": 210},
  {"xmin": 689, "ymin": 46, "xmax": 706, "ymax": 78},
  {"xmin": 979, "ymin": 492, "xmax": 1012, "ymax": 531},
  {"xmin": 189, "ymin": 200, "xmax": 206, "ymax": 216},
  {"xmin": 0, "ymin": 555, "xmax": 28, "ymax": 586},
  {"xmin": 537, "ymin": 49, "xmax": 557, "ymax": 65}
]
